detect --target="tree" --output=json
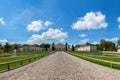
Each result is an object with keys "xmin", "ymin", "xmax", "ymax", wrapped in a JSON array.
[
  {"xmin": 86, "ymin": 42, "xmax": 91, "ymax": 45},
  {"xmin": 0, "ymin": 43, "xmax": 2, "ymax": 49},
  {"xmin": 0, "ymin": 43, "xmax": 3, "ymax": 53},
  {"xmin": 97, "ymin": 39, "xmax": 117, "ymax": 51},
  {"xmin": 23, "ymin": 44, "xmax": 30, "ymax": 46},
  {"xmin": 12, "ymin": 44, "xmax": 19, "ymax": 50},
  {"xmin": 65, "ymin": 42, "xmax": 68, "ymax": 51},
  {"xmin": 75, "ymin": 44, "xmax": 81, "ymax": 48},
  {"xmin": 72, "ymin": 45, "xmax": 75, "ymax": 51},
  {"xmin": 52, "ymin": 43, "xmax": 55, "ymax": 51},
  {"xmin": 40, "ymin": 43, "xmax": 50, "ymax": 51},
  {"xmin": 0, "ymin": 43, "xmax": 2, "ymax": 46},
  {"xmin": 3, "ymin": 42, "xmax": 11, "ymax": 52}
]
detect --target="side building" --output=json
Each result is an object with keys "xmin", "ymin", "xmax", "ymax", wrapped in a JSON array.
[
  {"xmin": 18, "ymin": 43, "xmax": 71, "ymax": 52},
  {"xmin": 75, "ymin": 44, "xmax": 97, "ymax": 52},
  {"xmin": 23, "ymin": 44, "xmax": 45, "ymax": 52}
]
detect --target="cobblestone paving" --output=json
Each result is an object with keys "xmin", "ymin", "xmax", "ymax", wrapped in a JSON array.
[{"xmin": 1, "ymin": 51, "xmax": 120, "ymax": 80}]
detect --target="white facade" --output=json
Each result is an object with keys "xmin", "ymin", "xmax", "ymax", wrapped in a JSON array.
[
  {"xmin": 50, "ymin": 43, "xmax": 70, "ymax": 51},
  {"xmin": 75, "ymin": 45, "xmax": 97, "ymax": 52},
  {"xmin": 118, "ymin": 49, "xmax": 120, "ymax": 52},
  {"xmin": 54, "ymin": 44, "xmax": 66, "ymax": 51}
]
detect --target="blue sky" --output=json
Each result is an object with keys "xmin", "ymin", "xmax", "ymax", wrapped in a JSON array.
[{"xmin": 0, "ymin": 0, "xmax": 120, "ymax": 45}]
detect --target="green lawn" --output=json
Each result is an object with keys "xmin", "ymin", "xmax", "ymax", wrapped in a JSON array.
[
  {"xmin": 0, "ymin": 51, "xmax": 49, "ymax": 63},
  {"xmin": 0, "ymin": 51, "xmax": 51, "ymax": 72},
  {"xmin": 88, "ymin": 56, "xmax": 120, "ymax": 62},
  {"xmin": 70, "ymin": 51, "xmax": 120, "ymax": 70},
  {"xmin": 0, "ymin": 56, "xmax": 33, "ymax": 63},
  {"xmin": 71, "ymin": 51, "xmax": 103, "ymax": 55}
]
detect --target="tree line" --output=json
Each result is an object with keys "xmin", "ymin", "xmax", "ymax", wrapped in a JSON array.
[
  {"xmin": 0, "ymin": 43, "xmax": 51, "ymax": 53},
  {"xmin": 0, "ymin": 42, "xmax": 70, "ymax": 53},
  {"xmin": 0, "ymin": 39, "xmax": 118, "ymax": 53},
  {"xmin": 71, "ymin": 39, "xmax": 117, "ymax": 51},
  {"xmin": 97, "ymin": 39, "xmax": 117, "ymax": 51}
]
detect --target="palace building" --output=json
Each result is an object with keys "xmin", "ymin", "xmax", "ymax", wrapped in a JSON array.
[
  {"xmin": 75, "ymin": 44, "xmax": 97, "ymax": 52},
  {"xmin": 50, "ymin": 43, "xmax": 70, "ymax": 51}
]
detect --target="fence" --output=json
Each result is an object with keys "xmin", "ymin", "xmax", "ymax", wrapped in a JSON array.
[
  {"xmin": 73, "ymin": 54, "xmax": 120, "ymax": 69},
  {"xmin": 0, "ymin": 54, "xmax": 47, "ymax": 73}
]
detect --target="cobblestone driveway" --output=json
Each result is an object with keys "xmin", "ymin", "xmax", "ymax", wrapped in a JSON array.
[{"xmin": 1, "ymin": 51, "xmax": 120, "ymax": 80}]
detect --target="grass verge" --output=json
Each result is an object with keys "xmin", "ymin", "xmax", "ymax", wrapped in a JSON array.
[
  {"xmin": 0, "ymin": 51, "xmax": 51, "ymax": 72},
  {"xmin": 70, "ymin": 51, "xmax": 120, "ymax": 70}
]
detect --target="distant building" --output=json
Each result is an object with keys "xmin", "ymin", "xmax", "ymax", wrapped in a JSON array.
[
  {"xmin": 75, "ymin": 44, "xmax": 97, "ymax": 52},
  {"xmin": 50, "ymin": 43, "xmax": 70, "ymax": 51},
  {"xmin": 23, "ymin": 44, "xmax": 45, "ymax": 52},
  {"xmin": 17, "ymin": 45, "xmax": 23, "ymax": 52},
  {"xmin": 117, "ymin": 39, "xmax": 120, "ymax": 52},
  {"xmin": 18, "ymin": 43, "xmax": 71, "ymax": 52}
]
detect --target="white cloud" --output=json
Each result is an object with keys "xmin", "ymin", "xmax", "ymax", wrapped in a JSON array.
[
  {"xmin": 105, "ymin": 37, "xmax": 119, "ymax": 42},
  {"xmin": 27, "ymin": 20, "xmax": 52, "ymax": 32},
  {"xmin": 118, "ymin": 25, "xmax": 120, "ymax": 29},
  {"xmin": 60, "ymin": 27, "xmax": 63, "ymax": 30},
  {"xmin": 0, "ymin": 18, "xmax": 5, "ymax": 25},
  {"xmin": 26, "ymin": 28, "xmax": 68, "ymax": 44},
  {"xmin": 80, "ymin": 39, "xmax": 89, "ymax": 44},
  {"xmin": 92, "ymin": 42, "xmax": 99, "ymax": 45},
  {"xmin": 27, "ymin": 20, "xmax": 43, "ymax": 32},
  {"xmin": 79, "ymin": 34, "xmax": 87, "ymax": 37},
  {"xmin": 117, "ymin": 17, "xmax": 120, "ymax": 29},
  {"xmin": 111, "ymin": 37, "xmax": 119, "ymax": 41},
  {"xmin": 117, "ymin": 17, "xmax": 120, "ymax": 23},
  {"xmin": 44, "ymin": 21, "xmax": 52, "ymax": 27},
  {"xmin": 0, "ymin": 39, "xmax": 8, "ymax": 45},
  {"xmin": 72, "ymin": 11, "xmax": 108, "ymax": 30},
  {"xmin": 26, "ymin": 39, "xmax": 37, "ymax": 45}
]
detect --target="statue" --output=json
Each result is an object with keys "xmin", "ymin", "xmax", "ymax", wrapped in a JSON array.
[{"xmin": 13, "ymin": 49, "xmax": 17, "ymax": 57}]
